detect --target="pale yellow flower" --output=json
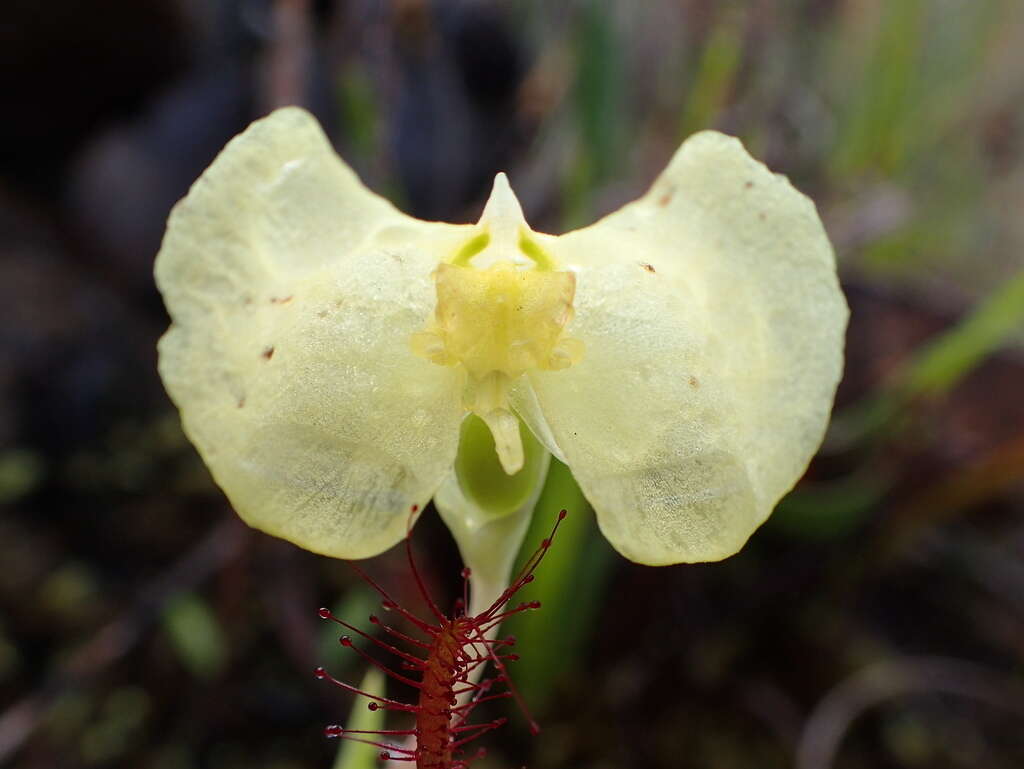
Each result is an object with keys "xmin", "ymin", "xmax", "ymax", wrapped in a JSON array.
[{"xmin": 156, "ymin": 107, "xmax": 847, "ymax": 577}]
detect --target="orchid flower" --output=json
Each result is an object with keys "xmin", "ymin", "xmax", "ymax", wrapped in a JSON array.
[{"xmin": 156, "ymin": 107, "xmax": 846, "ymax": 608}]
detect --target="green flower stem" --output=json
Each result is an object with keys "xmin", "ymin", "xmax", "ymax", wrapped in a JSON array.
[
  {"xmin": 438, "ymin": 414, "xmax": 551, "ymax": 620},
  {"xmin": 435, "ymin": 414, "xmax": 552, "ymax": 706}
]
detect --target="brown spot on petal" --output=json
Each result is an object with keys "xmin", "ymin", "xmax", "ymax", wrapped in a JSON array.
[
  {"xmin": 237, "ymin": 396, "xmax": 246, "ymax": 408},
  {"xmin": 744, "ymin": 180, "xmax": 754, "ymax": 189},
  {"xmin": 270, "ymin": 295, "xmax": 293, "ymax": 305},
  {"xmin": 261, "ymin": 346, "xmax": 275, "ymax": 360},
  {"xmin": 689, "ymin": 375, "xmax": 699, "ymax": 388},
  {"xmin": 657, "ymin": 187, "xmax": 675, "ymax": 207},
  {"xmin": 640, "ymin": 262, "xmax": 656, "ymax": 273}
]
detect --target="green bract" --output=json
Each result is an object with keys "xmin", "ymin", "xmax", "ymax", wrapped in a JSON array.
[{"xmin": 156, "ymin": 107, "xmax": 847, "ymax": 570}]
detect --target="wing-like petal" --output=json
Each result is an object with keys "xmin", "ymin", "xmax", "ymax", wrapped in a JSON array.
[
  {"xmin": 156, "ymin": 107, "xmax": 467, "ymax": 558},
  {"xmin": 530, "ymin": 131, "xmax": 848, "ymax": 564}
]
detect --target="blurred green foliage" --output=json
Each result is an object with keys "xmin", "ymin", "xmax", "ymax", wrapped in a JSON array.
[
  {"xmin": 564, "ymin": 0, "xmax": 625, "ymax": 227},
  {"xmin": 161, "ymin": 594, "xmax": 227, "ymax": 681},
  {"xmin": 678, "ymin": 10, "xmax": 744, "ymax": 139},
  {"xmin": 0, "ymin": 449, "xmax": 43, "ymax": 504}
]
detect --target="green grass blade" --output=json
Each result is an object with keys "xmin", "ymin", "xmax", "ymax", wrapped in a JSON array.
[
  {"xmin": 903, "ymin": 269, "xmax": 1024, "ymax": 397},
  {"xmin": 332, "ymin": 668, "xmax": 387, "ymax": 769},
  {"xmin": 502, "ymin": 460, "xmax": 615, "ymax": 712}
]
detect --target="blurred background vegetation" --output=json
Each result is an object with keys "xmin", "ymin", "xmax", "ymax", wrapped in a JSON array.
[{"xmin": 2, "ymin": 1, "xmax": 1024, "ymax": 767}]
